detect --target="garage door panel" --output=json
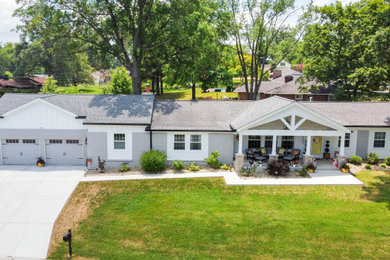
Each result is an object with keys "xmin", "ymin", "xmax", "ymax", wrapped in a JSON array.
[
  {"xmin": 46, "ymin": 139, "xmax": 83, "ymax": 165},
  {"xmin": 2, "ymin": 139, "xmax": 39, "ymax": 165}
]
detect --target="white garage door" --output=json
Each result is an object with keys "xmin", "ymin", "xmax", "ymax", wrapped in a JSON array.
[
  {"xmin": 2, "ymin": 139, "xmax": 40, "ymax": 165},
  {"xmin": 46, "ymin": 139, "xmax": 84, "ymax": 165}
]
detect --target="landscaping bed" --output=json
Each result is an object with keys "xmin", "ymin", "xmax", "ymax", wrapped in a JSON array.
[{"xmin": 239, "ymin": 168, "xmax": 311, "ymax": 179}]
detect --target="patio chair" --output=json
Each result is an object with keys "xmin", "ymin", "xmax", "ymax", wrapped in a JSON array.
[
  {"xmin": 284, "ymin": 149, "xmax": 301, "ymax": 161},
  {"xmin": 259, "ymin": 147, "xmax": 270, "ymax": 159},
  {"xmin": 245, "ymin": 148, "xmax": 257, "ymax": 160},
  {"xmin": 277, "ymin": 147, "xmax": 286, "ymax": 159}
]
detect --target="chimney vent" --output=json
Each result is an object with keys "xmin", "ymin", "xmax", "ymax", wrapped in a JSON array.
[{"xmin": 284, "ymin": 75, "xmax": 293, "ymax": 83}]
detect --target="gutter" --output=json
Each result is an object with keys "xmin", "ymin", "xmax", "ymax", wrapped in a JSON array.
[{"xmin": 148, "ymin": 129, "xmax": 236, "ymax": 133}]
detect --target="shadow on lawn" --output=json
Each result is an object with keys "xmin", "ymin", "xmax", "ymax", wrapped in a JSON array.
[
  {"xmin": 362, "ymin": 173, "xmax": 390, "ymax": 210},
  {"xmin": 155, "ymin": 91, "xmax": 188, "ymax": 100}
]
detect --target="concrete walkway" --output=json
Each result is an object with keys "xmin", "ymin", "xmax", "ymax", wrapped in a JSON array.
[
  {"xmin": 0, "ymin": 166, "xmax": 85, "ymax": 259},
  {"xmin": 83, "ymin": 169, "xmax": 364, "ymax": 186}
]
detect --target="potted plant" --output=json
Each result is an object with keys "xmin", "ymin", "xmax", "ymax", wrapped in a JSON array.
[
  {"xmin": 341, "ymin": 163, "xmax": 350, "ymax": 173},
  {"xmin": 306, "ymin": 164, "xmax": 316, "ymax": 173},
  {"xmin": 291, "ymin": 160, "xmax": 299, "ymax": 168},
  {"xmin": 323, "ymin": 140, "xmax": 330, "ymax": 159},
  {"xmin": 36, "ymin": 157, "xmax": 45, "ymax": 167}
]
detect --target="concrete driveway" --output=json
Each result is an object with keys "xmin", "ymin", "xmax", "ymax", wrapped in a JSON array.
[{"xmin": 0, "ymin": 165, "xmax": 85, "ymax": 259}]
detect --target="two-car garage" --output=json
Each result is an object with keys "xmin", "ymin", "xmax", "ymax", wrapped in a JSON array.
[{"xmin": 1, "ymin": 138, "xmax": 84, "ymax": 166}]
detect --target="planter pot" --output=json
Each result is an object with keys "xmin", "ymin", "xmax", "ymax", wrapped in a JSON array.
[
  {"xmin": 341, "ymin": 168, "xmax": 349, "ymax": 173},
  {"xmin": 323, "ymin": 153, "xmax": 330, "ymax": 159}
]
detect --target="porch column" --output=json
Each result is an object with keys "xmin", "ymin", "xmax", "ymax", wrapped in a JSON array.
[
  {"xmin": 238, "ymin": 134, "xmax": 243, "ymax": 155},
  {"xmin": 306, "ymin": 135, "xmax": 312, "ymax": 155},
  {"xmin": 339, "ymin": 134, "xmax": 345, "ymax": 156},
  {"xmin": 271, "ymin": 135, "xmax": 277, "ymax": 155}
]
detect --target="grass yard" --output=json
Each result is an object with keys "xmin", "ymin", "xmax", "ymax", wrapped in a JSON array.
[
  {"xmin": 156, "ymin": 87, "xmax": 238, "ymax": 100},
  {"xmin": 56, "ymin": 85, "xmax": 105, "ymax": 94},
  {"xmin": 49, "ymin": 171, "xmax": 390, "ymax": 259}
]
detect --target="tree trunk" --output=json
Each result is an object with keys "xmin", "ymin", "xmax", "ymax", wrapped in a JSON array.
[
  {"xmin": 151, "ymin": 76, "xmax": 155, "ymax": 93},
  {"xmin": 160, "ymin": 72, "xmax": 164, "ymax": 94},
  {"xmin": 192, "ymin": 82, "xmax": 196, "ymax": 100},
  {"xmin": 156, "ymin": 74, "xmax": 160, "ymax": 95},
  {"xmin": 130, "ymin": 61, "xmax": 142, "ymax": 95}
]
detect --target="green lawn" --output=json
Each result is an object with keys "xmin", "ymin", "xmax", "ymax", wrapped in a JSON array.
[
  {"xmin": 156, "ymin": 87, "xmax": 238, "ymax": 100},
  {"xmin": 50, "ymin": 171, "xmax": 390, "ymax": 259},
  {"xmin": 56, "ymin": 85, "xmax": 105, "ymax": 94}
]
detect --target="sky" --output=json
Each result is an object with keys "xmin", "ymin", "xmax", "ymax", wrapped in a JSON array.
[{"xmin": 0, "ymin": 0, "xmax": 360, "ymax": 44}]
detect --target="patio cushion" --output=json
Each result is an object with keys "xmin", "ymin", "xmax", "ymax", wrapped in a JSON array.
[
  {"xmin": 278, "ymin": 148, "xmax": 285, "ymax": 154},
  {"xmin": 293, "ymin": 150, "xmax": 299, "ymax": 156},
  {"xmin": 261, "ymin": 148, "xmax": 266, "ymax": 154}
]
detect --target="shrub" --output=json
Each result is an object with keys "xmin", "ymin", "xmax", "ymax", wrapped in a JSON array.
[
  {"xmin": 172, "ymin": 160, "xmax": 185, "ymax": 171},
  {"xmin": 295, "ymin": 167, "xmax": 308, "ymax": 177},
  {"xmin": 187, "ymin": 162, "xmax": 201, "ymax": 172},
  {"xmin": 381, "ymin": 163, "xmax": 387, "ymax": 168},
  {"xmin": 240, "ymin": 164, "xmax": 257, "ymax": 176},
  {"xmin": 267, "ymin": 160, "xmax": 289, "ymax": 176},
  {"xmin": 220, "ymin": 164, "xmax": 232, "ymax": 171},
  {"xmin": 205, "ymin": 151, "xmax": 221, "ymax": 169},
  {"xmin": 306, "ymin": 164, "xmax": 317, "ymax": 172},
  {"xmin": 385, "ymin": 157, "xmax": 390, "ymax": 166},
  {"xmin": 349, "ymin": 155, "xmax": 362, "ymax": 165},
  {"xmin": 366, "ymin": 152, "xmax": 379, "ymax": 164},
  {"xmin": 365, "ymin": 164, "xmax": 371, "ymax": 170},
  {"xmin": 118, "ymin": 163, "xmax": 131, "ymax": 173},
  {"xmin": 41, "ymin": 76, "xmax": 58, "ymax": 93},
  {"xmin": 341, "ymin": 163, "xmax": 350, "ymax": 171},
  {"xmin": 140, "ymin": 150, "xmax": 167, "ymax": 173}
]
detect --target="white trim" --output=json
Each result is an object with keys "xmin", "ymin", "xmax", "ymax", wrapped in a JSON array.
[
  {"xmin": 167, "ymin": 132, "xmax": 209, "ymax": 161},
  {"xmin": 240, "ymin": 130, "xmax": 344, "ymax": 137},
  {"xmin": 3, "ymin": 98, "xmax": 77, "ymax": 118}
]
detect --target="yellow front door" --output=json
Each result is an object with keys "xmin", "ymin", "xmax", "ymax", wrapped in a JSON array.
[{"xmin": 311, "ymin": 136, "xmax": 322, "ymax": 155}]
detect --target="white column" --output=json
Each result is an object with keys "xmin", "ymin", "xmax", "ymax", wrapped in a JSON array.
[
  {"xmin": 339, "ymin": 134, "xmax": 345, "ymax": 156},
  {"xmin": 306, "ymin": 136, "xmax": 312, "ymax": 155},
  {"xmin": 238, "ymin": 134, "xmax": 243, "ymax": 155},
  {"xmin": 271, "ymin": 135, "xmax": 277, "ymax": 155}
]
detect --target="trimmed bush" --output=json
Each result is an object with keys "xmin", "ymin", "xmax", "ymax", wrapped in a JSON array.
[
  {"xmin": 205, "ymin": 151, "xmax": 221, "ymax": 169},
  {"xmin": 187, "ymin": 162, "xmax": 201, "ymax": 172},
  {"xmin": 365, "ymin": 164, "xmax": 371, "ymax": 170},
  {"xmin": 220, "ymin": 164, "xmax": 232, "ymax": 171},
  {"xmin": 381, "ymin": 163, "xmax": 387, "ymax": 168},
  {"xmin": 140, "ymin": 150, "xmax": 167, "ymax": 173},
  {"xmin": 349, "ymin": 156, "xmax": 362, "ymax": 165},
  {"xmin": 172, "ymin": 160, "xmax": 185, "ymax": 171},
  {"xmin": 366, "ymin": 152, "xmax": 380, "ymax": 164},
  {"xmin": 118, "ymin": 163, "xmax": 131, "ymax": 173},
  {"xmin": 385, "ymin": 157, "xmax": 390, "ymax": 166},
  {"xmin": 267, "ymin": 160, "xmax": 289, "ymax": 176}
]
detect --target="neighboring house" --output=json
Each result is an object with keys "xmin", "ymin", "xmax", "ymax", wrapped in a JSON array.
[
  {"xmin": 0, "ymin": 77, "xmax": 45, "ymax": 90},
  {"xmin": 91, "ymin": 70, "xmax": 111, "ymax": 84},
  {"xmin": 234, "ymin": 68, "xmax": 336, "ymax": 101},
  {"xmin": 0, "ymin": 93, "xmax": 389, "ymax": 169}
]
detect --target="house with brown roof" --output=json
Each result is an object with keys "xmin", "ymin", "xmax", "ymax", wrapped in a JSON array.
[
  {"xmin": 234, "ymin": 68, "xmax": 336, "ymax": 101},
  {"xmin": 0, "ymin": 77, "xmax": 45, "ymax": 90}
]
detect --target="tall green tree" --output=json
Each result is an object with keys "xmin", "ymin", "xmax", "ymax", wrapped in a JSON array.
[
  {"xmin": 300, "ymin": 0, "xmax": 390, "ymax": 100},
  {"xmin": 226, "ymin": 0, "xmax": 306, "ymax": 100}
]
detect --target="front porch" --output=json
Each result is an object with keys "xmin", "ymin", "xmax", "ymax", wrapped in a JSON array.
[{"xmin": 233, "ymin": 102, "xmax": 350, "ymax": 171}]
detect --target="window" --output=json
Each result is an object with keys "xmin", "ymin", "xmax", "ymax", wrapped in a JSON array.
[
  {"xmin": 281, "ymin": 136, "xmax": 294, "ymax": 149},
  {"xmin": 23, "ymin": 139, "xmax": 36, "ymax": 144},
  {"xmin": 66, "ymin": 139, "xmax": 79, "ymax": 144},
  {"xmin": 114, "ymin": 134, "xmax": 125, "ymax": 149},
  {"xmin": 174, "ymin": 134, "xmax": 185, "ymax": 150},
  {"xmin": 190, "ymin": 135, "xmax": 202, "ymax": 150},
  {"xmin": 6, "ymin": 139, "xmax": 18, "ymax": 144},
  {"xmin": 338, "ymin": 133, "xmax": 351, "ymax": 148},
  {"xmin": 49, "ymin": 139, "xmax": 62, "ymax": 144},
  {"xmin": 248, "ymin": 136, "xmax": 261, "ymax": 149},
  {"xmin": 265, "ymin": 136, "xmax": 273, "ymax": 148},
  {"xmin": 295, "ymin": 94, "xmax": 303, "ymax": 100},
  {"xmin": 374, "ymin": 132, "xmax": 386, "ymax": 148}
]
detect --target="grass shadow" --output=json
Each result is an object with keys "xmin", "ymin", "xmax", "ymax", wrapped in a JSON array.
[{"xmin": 362, "ymin": 172, "xmax": 390, "ymax": 209}]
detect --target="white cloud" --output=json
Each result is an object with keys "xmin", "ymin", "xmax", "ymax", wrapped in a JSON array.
[{"xmin": 0, "ymin": 0, "xmax": 21, "ymax": 43}]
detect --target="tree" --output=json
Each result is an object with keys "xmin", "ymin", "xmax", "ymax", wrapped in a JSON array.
[
  {"xmin": 41, "ymin": 77, "xmax": 59, "ymax": 93},
  {"xmin": 300, "ymin": 0, "xmax": 390, "ymax": 100},
  {"xmin": 109, "ymin": 67, "xmax": 133, "ymax": 94},
  {"xmin": 0, "ymin": 43, "xmax": 17, "ymax": 77},
  {"xmin": 226, "ymin": 0, "xmax": 306, "ymax": 100}
]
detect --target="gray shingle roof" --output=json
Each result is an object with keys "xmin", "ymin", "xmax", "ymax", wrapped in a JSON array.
[
  {"xmin": 230, "ymin": 96, "xmax": 294, "ymax": 129},
  {"xmin": 151, "ymin": 100, "xmax": 253, "ymax": 131},
  {"xmin": 0, "ymin": 93, "xmax": 154, "ymax": 125},
  {"xmin": 301, "ymin": 102, "xmax": 390, "ymax": 127}
]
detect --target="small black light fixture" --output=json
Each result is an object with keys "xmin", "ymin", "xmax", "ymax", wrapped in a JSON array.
[{"xmin": 63, "ymin": 229, "xmax": 72, "ymax": 257}]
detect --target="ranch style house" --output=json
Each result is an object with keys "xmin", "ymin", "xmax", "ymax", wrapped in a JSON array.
[{"xmin": 0, "ymin": 93, "xmax": 389, "ymax": 169}]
